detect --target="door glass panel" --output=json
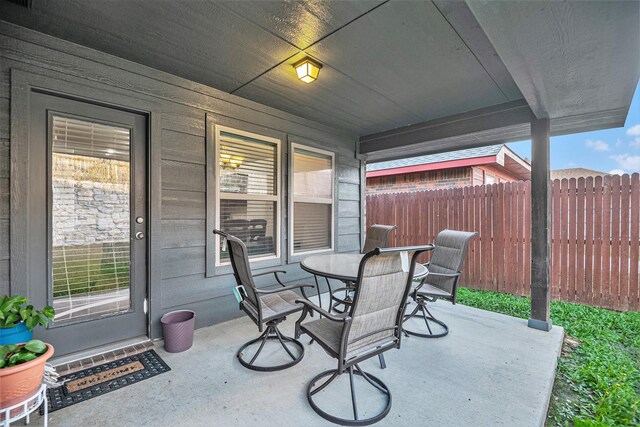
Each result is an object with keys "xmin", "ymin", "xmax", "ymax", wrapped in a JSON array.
[{"xmin": 51, "ymin": 115, "xmax": 132, "ymax": 322}]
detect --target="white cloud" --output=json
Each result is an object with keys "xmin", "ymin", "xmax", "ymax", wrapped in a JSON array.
[
  {"xmin": 627, "ymin": 124, "xmax": 640, "ymax": 136},
  {"xmin": 609, "ymin": 169, "xmax": 625, "ymax": 175},
  {"xmin": 611, "ymin": 153, "xmax": 640, "ymax": 171},
  {"xmin": 586, "ymin": 139, "xmax": 609, "ymax": 152},
  {"xmin": 630, "ymin": 137, "xmax": 640, "ymax": 148},
  {"xmin": 616, "ymin": 138, "xmax": 624, "ymax": 148}
]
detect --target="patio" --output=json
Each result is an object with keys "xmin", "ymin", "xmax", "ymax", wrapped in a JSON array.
[
  {"xmin": 0, "ymin": 1, "xmax": 636, "ymax": 425},
  {"xmin": 34, "ymin": 297, "xmax": 562, "ymax": 427}
]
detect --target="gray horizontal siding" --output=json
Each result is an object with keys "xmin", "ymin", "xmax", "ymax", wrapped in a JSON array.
[
  {"xmin": 161, "ymin": 220, "xmax": 206, "ymax": 249},
  {"xmin": 338, "ymin": 200, "xmax": 360, "ymax": 218},
  {"xmin": 161, "ymin": 130, "xmax": 205, "ymax": 165},
  {"xmin": 0, "ymin": 23, "xmax": 361, "ymax": 337},
  {"xmin": 338, "ymin": 234, "xmax": 361, "ymax": 253},
  {"xmin": 160, "ymin": 160, "xmax": 206, "ymax": 192},
  {"xmin": 162, "ymin": 106, "xmax": 206, "ymax": 137},
  {"xmin": 161, "ymin": 247, "xmax": 206, "ymax": 279},
  {"xmin": 0, "ymin": 98, "xmax": 8, "ymax": 140},
  {"xmin": 161, "ymin": 190, "xmax": 206, "ymax": 220},
  {"xmin": 339, "ymin": 182, "xmax": 360, "ymax": 201},
  {"xmin": 338, "ymin": 217, "xmax": 360, "ymax": 236}
]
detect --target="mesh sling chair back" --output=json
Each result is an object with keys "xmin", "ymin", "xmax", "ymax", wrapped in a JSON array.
[
  {"xmin": 295, "ymin": 245, "xmax": 433, "ymax": 426},
  {"xmin": 403, "ymin": 229, "xmax": 476, "ymax": 338},
  {"xmin": 214, "ymin": 229, "xmax": 313, "ymax": 371},
  {"xmin": 330, "ymin": 224, "xmax": 397, "ymax": 314},
  {"xmin": 362, "ymin": 224, "xmax": 397, "ymax": 253}
]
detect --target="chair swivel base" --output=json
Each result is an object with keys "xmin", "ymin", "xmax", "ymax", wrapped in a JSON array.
[
  {"xmin": 237, "ymin": 320, "xmax": 304, "ymax": 371},
  {"xmin": 307, "ymin": 365, "xmax": 391, "ymax": 426},
  {"xmin": 403, "ymin": 303, "xmax": 449, "ymax": 338}
]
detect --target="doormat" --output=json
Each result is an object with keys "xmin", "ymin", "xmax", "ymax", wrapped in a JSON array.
[{"xmin": 44, "ymin": 350, "xmax": 170, "ymax": 413}]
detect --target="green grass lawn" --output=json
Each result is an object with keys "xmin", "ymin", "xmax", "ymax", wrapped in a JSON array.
[{"xmin": 456, "ymin": 288, "xmax": 640, "ymax": 427}]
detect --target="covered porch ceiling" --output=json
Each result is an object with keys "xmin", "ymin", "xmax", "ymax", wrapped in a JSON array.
[{"xmin": 1, "ymin": 0, "xmax": 638, "ymax": 160}]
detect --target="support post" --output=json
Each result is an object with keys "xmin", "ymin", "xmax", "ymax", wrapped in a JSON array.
[{"xmin": 529, "ymin": 118, "xmax": 552, "ymax": 331}]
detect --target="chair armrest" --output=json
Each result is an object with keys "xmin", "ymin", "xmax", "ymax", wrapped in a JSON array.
[
  {"xmin": 426, "ymin": 271, "xmax": 461, "ymax": 278},
  {"xmin": 255, "ymin": 284, "xmax": 314, "ymax": 295},
  {"xmin": 252, "ymin": 270, "xmax": 287, "ymax": 286},
  {"xmin": 413, "ymin": 271, "xmax": 461, "ymax": 293},
  {"xmin": 294, "ymin": 299, "xmax": 348, "ymax": 323},
  {"xmin": 252, "ymin": 269, "xmax": 286, "ymax": 278}
]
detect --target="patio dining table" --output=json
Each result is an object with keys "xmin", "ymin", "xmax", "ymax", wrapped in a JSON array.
[{"xmin": 300, "ymin": 251, "xmax": 431, "ymax": 311}]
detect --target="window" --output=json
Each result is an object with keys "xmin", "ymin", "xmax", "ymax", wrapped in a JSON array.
[
  {"xmin": 290, "ymin": 143, "xmax": 335, "ymax": 255},
  {"xmin": 214, "ymin": 126, "xmax": 281, "ymax": 265}
]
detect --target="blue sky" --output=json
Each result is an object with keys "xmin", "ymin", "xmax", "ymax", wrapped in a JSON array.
[{"xmin": 508, "ymin": 82, "xmax": 640, "ymax": 174}]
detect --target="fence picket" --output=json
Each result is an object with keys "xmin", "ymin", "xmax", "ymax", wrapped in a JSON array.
[
  {"xmin": 494, "ymin": 183, "xmax": 504, "ymax": 292},
  {"xmin": 576, "ymin": 178, "xmax": 586, "ymax": 304},
  {"xmin": 568, "ymin": 178, "xmax": 577, "ymax": 302},
  {"xmin": 630, "ymin": 174, "xmax": 640, "ymax": 311},
  {"xmin": 602, "ymin": 176, "xmax": 612, "ymax": 308},
  {"xmin": 620, "ymin": 174, "xmax": 630, "ymax": 310},
  {"xmin": 585, "ymin": 177, "xmax": 594, "ymax": 305}
]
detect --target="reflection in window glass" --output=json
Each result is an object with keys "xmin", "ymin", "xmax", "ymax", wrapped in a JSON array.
[
  {"xmin": 219, "ymin": 200, "xmax": 277, "ymax": 259},
  {"xmin": 51, "ymin": 115, "xmax": 131, "ymax": 322},
  {"xmin": 291, "ymin": 145, "xmax": 334, "ymax": 255},
  {"xmin": 216, "ymin": 127, "xmax": 280, "ymax": 264}
]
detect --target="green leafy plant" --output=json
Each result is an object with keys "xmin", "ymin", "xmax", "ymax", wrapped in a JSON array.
[
  {"xmin": 0, "ymin": 295, "xmax": 55, "ymax": 331},
  {"xmin": 0, "ymin": 339, "xmax": 48, "ymax": 368}
]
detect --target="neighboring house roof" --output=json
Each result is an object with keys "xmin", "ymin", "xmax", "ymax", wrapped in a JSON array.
[
  {"xmin": 366, "ymin": 144, "xmax": 531, "ymax": 180},
  {"xmin": 550, "ymin": 168, "xmax": 607, "ymax": 180},
  {"xmin": 367, "ymin": 145, "xmax": 503, "ymax": 171}
]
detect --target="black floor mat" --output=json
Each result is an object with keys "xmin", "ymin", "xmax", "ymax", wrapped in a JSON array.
[{"xmin": 45, "ymin": 349, "xmax": 171, "ymax": 413}]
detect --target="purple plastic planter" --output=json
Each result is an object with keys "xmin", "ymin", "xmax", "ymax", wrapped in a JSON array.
[{"xmin": 160, "ymin": 310, "xmax": 196, "ymax": 353}]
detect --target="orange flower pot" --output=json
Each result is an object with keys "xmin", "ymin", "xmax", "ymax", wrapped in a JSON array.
[{"xmin": 0, "ymin": 344, "xmax": 54, "ymax": 410}]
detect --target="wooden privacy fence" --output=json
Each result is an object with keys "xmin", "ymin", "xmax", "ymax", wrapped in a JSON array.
[{"xmin": 366, "ymin": 173, "xmax": 640, "ymax": 312}]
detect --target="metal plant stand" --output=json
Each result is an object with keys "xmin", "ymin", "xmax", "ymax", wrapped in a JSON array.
[{"xmin": 0, "ymin": 384, "xmax": 47, "ymax": 427}]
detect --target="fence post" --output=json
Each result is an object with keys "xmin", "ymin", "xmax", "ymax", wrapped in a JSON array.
[{"xmin": 529, "ymin": 117, "xmax": 553, "ymax": 331}]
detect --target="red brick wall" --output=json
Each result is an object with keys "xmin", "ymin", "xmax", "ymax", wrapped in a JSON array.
[{"xmin": 366, "ymin": 167, "xmax": 472, "ymax": 194}]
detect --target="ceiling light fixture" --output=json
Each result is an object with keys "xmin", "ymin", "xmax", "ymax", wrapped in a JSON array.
[{"xmin": 293, "ymin": 57, "xmax": 322, "ymax": 83}]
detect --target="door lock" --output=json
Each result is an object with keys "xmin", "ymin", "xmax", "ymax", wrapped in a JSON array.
[{"xmin": 135, "ymin": 232, "xmax": 145, "ymax": 240}]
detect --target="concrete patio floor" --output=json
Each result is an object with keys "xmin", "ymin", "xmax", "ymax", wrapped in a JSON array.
[{"xmin": 33, "ymin": 298, "xmax": 563, "ymax": 427}]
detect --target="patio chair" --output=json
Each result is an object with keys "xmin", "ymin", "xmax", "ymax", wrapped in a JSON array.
[
  {"xmin": 403, "ymin": 229, "xmax": 476, "ymax": 338},
  {"xmin": 214, "ymin": 229, "xmax": 314, "ymax": 371},
  {"xmin": 330, "ymin": 224, "xmax": 397, "ymax": 313},
  {"xmin": 295, "ymin": 245, "xmax": 432, "ymax": 425}
]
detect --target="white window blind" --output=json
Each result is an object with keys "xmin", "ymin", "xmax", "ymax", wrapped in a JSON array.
[
  {"xmin": 215, "ymin": 127, "xmax": 280, "ymax": 264},
  {"xmin": 291, "ymin": 144, "xmax": 334, "ymax": 255},
  {"xmin": 52, "ymin": 116, "xmax": 130, "ymax": 162},
  {"xmin": 51, "ymin": 115, "xmax": 132, "ymax": 322}
]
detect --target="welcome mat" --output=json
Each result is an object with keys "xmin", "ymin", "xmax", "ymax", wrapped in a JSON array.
[{"xmin": 45, "ymin": 350, "xmax": 170, "ymax": 413}]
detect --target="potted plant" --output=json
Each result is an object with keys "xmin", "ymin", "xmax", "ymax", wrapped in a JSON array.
[
  {"xmin": 0, "ymin": 339, "xmax": 54, "ymax": 410},
  {"xmin": 0, "ymin": 295, "xmax": 55, "ymax": 345}
]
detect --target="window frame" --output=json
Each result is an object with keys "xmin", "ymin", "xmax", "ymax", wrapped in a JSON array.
[
  {"xmin": 289, "ymin": 142, "xmax": 336, "ymax": 257},
  {"xmin": 213, "ymin": 124, "xmax": 282, "ymax": 267}
]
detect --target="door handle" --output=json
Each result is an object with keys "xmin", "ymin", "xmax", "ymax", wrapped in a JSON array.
[{"xmin": 135, "ymin": 232, "xmax": 145, "ymax": 240}]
